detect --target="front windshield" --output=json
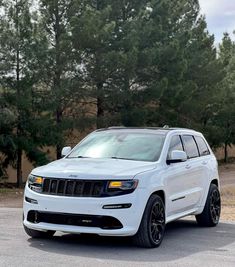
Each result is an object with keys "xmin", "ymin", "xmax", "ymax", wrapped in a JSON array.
[{"xmin": 67, "ymin": 131, "xmax": 166, "ymax": 162}]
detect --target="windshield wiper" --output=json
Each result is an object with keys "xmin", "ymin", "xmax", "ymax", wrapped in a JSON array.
[
  {"xmin": 68, "ymin": 156, "xmax": 91, "ymax": 159},
  {"xmin": 110, "ymin": 156, "xmax": 132, "ymax": 161}
]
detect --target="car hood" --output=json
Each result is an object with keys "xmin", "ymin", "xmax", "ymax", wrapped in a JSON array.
[{"xmin": 31, "ymin": 158, "xmax": 157, "ymax": 180}]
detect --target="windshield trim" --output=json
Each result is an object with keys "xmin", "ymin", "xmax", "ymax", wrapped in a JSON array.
[{"xmin": 66, "ymin": 130, "xmax": 167, "ymax": 163}]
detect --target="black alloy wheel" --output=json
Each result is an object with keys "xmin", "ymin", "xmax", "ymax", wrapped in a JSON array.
[
  {"xmin": 196, "ymin": 183, "xmax": 221, "ymax": 227},
  {"xmin": 149, "ymin": 201, "xmax": 165, "ymax": 245},
  {"xmin": 133, "ymin": 194, "xmax": 166, "ymax": 248},
  {"xmin": 210, "ymin": 188, "xmax": 221, "ymax": 224}
]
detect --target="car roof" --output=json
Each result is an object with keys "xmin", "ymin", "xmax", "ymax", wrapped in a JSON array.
[{"xmin": 95, "ymin": 126, "xmax": 200, "ymax": 135}]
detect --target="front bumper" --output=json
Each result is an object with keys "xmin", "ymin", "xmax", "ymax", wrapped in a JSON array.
[{"xmin": 23, "ymin": 185, "xmax": 147, "ymax": 236}]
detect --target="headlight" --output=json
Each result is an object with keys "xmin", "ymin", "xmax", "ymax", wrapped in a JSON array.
[
  {"xmin": 108, "ymin": 180, "xmax": 138, "ymax": 192},
  {"xmin": 28, "ymin": 174, "xmax": 43, "ymax": 193}
]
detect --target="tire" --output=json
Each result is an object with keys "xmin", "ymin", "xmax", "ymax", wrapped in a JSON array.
[
  {"xmin": 133, "ymin": 194, "xmax": 165, "ymax": 248},
  {"xmin": 196, "ymin": 183, "xmax": 221, "ymax": 227},
  {"xmin": 24, "ymin": 225, "xmax": 55, "ymax": 239}
]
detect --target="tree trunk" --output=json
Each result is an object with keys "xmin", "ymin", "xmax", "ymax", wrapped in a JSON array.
[
  {"xmin": 95, "ymin": 1, "xmax": 104, "ymax": 129},
  {"xmin": 224, "ymin": 122, "xmax": 231, "ymax": 163},
  {"xmin": 56, "ymin": 108, "xmax": 63, "ymax": 159},
  {"xmin": 224, "ymin": 142, "xmax": 228, "ymax": 163},
  {"xmin": 54, "ymin": 2, "xmax": 62, "ymax": 159},
  {"xmin": 16, "ymin": 3, "xmax": 22, "ymax": 187},
  {"xmin": 96, "ymin": 82, "xmax": 104, "ymax": 128},
  {"xmin": 16, "ymin": 148, "xmax": 22, "ymax": 187}
]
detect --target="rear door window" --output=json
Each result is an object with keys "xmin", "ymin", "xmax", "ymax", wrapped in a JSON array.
[
  {"xmin": 194, "ymin": 136, "xmax": 210, "ymax": 156},
  {"xmin": 182, "ymin": 135, "xmax": 199, "ymax": 159}
]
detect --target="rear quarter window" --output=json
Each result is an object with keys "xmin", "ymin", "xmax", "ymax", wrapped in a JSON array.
[{"xmin": 194, "ymin": 136, "xmax": 210, "ymax": 156}]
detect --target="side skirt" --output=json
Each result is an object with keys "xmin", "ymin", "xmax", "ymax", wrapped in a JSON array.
[{"xmin": 166, "ymin": 208, "xmax": 199, "ymax": 224}]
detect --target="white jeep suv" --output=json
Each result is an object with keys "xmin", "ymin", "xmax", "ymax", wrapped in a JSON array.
[{"xmin": 23, "ymin": 127, "xmax": 221, "ymax": 248}]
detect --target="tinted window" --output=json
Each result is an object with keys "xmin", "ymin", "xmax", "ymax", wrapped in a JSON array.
[
  {"xmin": 168, "ymin": 135, "xmax": 184, "ymax": 159},
  {"xmin": 67, "ymin": 131, "xmax": 166, "ymax": 162},
  {"xmin": 195, "ymin": 136, "xmax": 210, "ymax": 156},
  {"xmin": 182, "ymin": 135, "xmax": 199, "ymax": 159}
]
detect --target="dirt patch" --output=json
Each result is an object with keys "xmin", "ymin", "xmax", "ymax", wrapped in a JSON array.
[
  {"xmin": 1, "ymin": 164, "xmax": 235, "ymax": 221},
  {"xmin": 0, "ymin": 188, "xmax": 24, "ymax": 208},
  {"xmin": 219, "ymin": 163, "xmax": 235, "ymax": 187},
  {"xmin": 218, "ymin": 163, "xmax": 235, "ymax": 221},
  {"xmin": 220, "ymin": 186, "xmax": 235, "ymax": 221}
]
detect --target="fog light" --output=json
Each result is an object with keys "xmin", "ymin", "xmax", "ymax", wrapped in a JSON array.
[
  {"xmin": 25, "ymin": 197, "xmax": 38, "ymax": 204},
  {"xmin": 102, "ymin": 203, "xmax": 132, "ymax": 209}
]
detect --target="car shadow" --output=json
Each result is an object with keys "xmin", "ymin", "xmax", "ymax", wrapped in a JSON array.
[{"xmin": 27, "ymin": 219, "xmax": 235, "ymax": 262}]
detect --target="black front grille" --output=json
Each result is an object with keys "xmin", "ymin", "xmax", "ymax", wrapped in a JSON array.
[
  {"xmin": 42, "ymin": 178, "xmax": 106, "ymax": 197},
  {"xmin": 27, "ymin": 210, "xmax": 123, "ymax": 230}
]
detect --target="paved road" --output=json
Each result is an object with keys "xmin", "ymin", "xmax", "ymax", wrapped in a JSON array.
[{"xmin": 0, "ymin": 208, "xmax": 234, "ymax": 267}]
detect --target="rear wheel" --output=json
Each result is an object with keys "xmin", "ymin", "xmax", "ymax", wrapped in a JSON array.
[
  {"xmin": 24, "ymin": 225, "xmax": 55, "ymax": 238},
  {"xmin": 133, "ymin": 194, "xmax": 165, "ymax": 248},
  {"xmin": 196, "ymin": 184, "xmax": 221, "ymax": 227}
]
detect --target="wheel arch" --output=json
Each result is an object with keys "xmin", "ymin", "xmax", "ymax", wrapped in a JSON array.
[
  {"xmin": 211, "ymin": 179, "xmax": 219, "ymax": 188},
  {"xmin": 150, "ymin": 190, "xmax": 165, "ymax": 206},
  {"xmin": 196, "ymin": 178, "xmax": 220, "ymax": 215}
]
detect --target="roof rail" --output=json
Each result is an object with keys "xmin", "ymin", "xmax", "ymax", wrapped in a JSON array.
[
  {"xmin": 163, "ymin": 125, "xmax": 170, "ymax": 129},
  {"xmin": 95, "ymin": 126, "xmax": 183, "ymax": 131},
  {"xmin": 105, "ymin": 126, "xmax": 170, "ymax": 130},
  {"xmin": 108, "ymin": 126, "xmax": 126, "ymax": 129}
]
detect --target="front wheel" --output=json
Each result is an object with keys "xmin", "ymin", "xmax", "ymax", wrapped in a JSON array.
[
  {"xmin": 196, "ymin": 184, "xmax": 221, "ymax": 227},
  {"xmin": 24, "ymin": 225, "xmax": 55, "ymax": 238},
  {"xmin": 133, "ymin": 194, "xmax": 165, "ymax": 248}
]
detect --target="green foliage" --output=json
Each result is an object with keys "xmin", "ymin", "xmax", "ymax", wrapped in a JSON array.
[
  {"xmin": 39, "ymin": 0, "xmax": 89, "ymax": 158},
  {"xmin": 69, "ymin": 0, "xmax": 224, "ymax": 131},
  {"xmin": 1, "ymin": 0, "xmax": 235, "ymax": 182},
  {"xmin": 0, "ymin": 0, "xmax": 52, "ymax": 185},
  {"xmin": 212, "ymin": 35, "xmax": 235, "ymax": 161}
]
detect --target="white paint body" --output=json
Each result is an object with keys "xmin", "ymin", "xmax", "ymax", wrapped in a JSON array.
[{"xmin": 23, "ymin": 129, "xmax": 219, "ymax": 236}]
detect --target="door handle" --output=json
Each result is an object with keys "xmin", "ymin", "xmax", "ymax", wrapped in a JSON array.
[
  {"xmin": 185, "ymin": 165, "xmax": 191, "ymax": 169},
  {"xmin": 202, "ymin": 161, "xmax": 207, "ymax": 165}
]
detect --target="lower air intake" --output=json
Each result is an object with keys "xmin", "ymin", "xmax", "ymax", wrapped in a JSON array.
[{"xmin": 27, "ymin": 210, "xmax": 123, "ymax": 230}]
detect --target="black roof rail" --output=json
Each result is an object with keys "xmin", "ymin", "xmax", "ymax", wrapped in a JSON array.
[
  {"xmin": 108, "ymin": 126, "xmax": 126, "ymax": 129},
  {"xmin": 94, "ymin": 126, "xmax": 197, "ymax": 133},
  {"xmin": 96, "ymin": 126, "xmax": 174, "ymax": 131}
]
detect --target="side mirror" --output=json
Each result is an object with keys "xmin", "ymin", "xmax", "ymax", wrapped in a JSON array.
[
  {"xmin": 61, "ymin": 146, "xmax": 72, "ymax": 157},
  {"xmin": 167, "ymin": 150, "xmax": 187, "ymax": 165}
]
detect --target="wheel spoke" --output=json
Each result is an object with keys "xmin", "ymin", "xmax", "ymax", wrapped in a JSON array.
[
  {"xmin": 152, "ymin": 226, "xmax": 160, "ymax": 240},
  {"xmin": 210, "ymin": 189, "xmax": 221, "ymax": 223},
  {"xmin": 156, "ymin": 219, "xmax": 164, "ymax": 224},
  {"xmin": 150, "ymin": 200, "xmax": 165, "ymax": 243}
]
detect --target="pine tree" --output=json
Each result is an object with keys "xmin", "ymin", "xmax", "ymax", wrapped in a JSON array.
[
  {"xmin": 215, "ymin": 33, "xmax": 235, "ymax": 162},
  {"xmin": 134, "ymin": 1, "xmax": 221, "ymax": 129},
  {"xmin": 178, "ymin": 17, "xmax": 222, "ymax": 129},
  {"xmin": 70, "ymin": 0, "xmax": 223, "ymax": 130},
  {"xmin": 0, "ymin": 0, "xmax": 52, "ymax": 186},
  {"xmin": 39, "ymin": 0, "xmax": 85, "ymax": 158},
  {"xmin": 70, "ymin": 0, "xmax": 149, "ymax": 127}
]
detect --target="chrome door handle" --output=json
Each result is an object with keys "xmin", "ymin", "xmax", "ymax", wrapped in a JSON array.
[{"xmin": 185, "ymin": 165, "xmax": 191, "ymax": 169}]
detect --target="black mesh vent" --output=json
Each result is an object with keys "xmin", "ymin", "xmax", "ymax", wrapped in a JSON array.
[{"xmin": 27, "ymin": 210, "xmax": 123, "ymax": 230}]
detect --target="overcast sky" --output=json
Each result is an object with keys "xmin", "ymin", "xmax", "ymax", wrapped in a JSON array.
[{"xmin": 200, "ymin": 0, "xmax": 235, "ymax": 42}]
